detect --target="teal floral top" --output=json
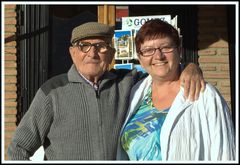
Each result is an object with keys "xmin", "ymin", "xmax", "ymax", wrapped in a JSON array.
[{"xmin": 121, "ymin": 86, "xmax": 169, "ymax": 160}]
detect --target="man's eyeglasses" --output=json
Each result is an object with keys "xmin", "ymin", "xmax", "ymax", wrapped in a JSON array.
[
  {"xmin": 139, "ymin": 46, "xmax": 177, "ymax": 57},
  {"xmin": 74, "ymin": 42, "xmax": 110, "ymax": 53}
]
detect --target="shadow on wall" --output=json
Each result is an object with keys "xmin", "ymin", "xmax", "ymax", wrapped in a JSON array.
[{"xmin": 197, "ymin": 6, "xmax": 236, "ymax": 129}]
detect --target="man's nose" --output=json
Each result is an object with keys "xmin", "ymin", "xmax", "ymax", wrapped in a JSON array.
[{"xmin": 87, "ymin": 46, "xmax": 98, "ymax": 57}]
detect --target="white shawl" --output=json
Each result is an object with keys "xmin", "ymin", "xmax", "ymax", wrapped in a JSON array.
[{"xmin": 117, "ymin": 75, "xmax": 235, "ymax": 161}]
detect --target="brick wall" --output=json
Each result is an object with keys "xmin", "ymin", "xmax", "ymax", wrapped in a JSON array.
[
  {"xmin": 198, "ymin": 6, "xmax": 231, "ymax": 109},
  {"xmin": 4, "ymin": 4, "xmax": 17, "ymax": 160}
]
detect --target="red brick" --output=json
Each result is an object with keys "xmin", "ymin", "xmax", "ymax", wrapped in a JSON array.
[
  {"xmin": 198, "ymin": 49, "xmax": 217, "ymax": 56},
  {"xmin": 5, "ymin": 116, "xmax": 17, "ymax": 123},
  {"xmin": 222, "ymin": 94, "xmax": 231, "ymax": 102},
  {"xmin": 218, "ymin": 49, "xmax": 229, "ymax": 55},
  {"xmin": 5, "ymin": 84, "xmax": 17, "ymax": 91},
  {"xmin": 4, "ymin": 33, "xmax": 16, "ymax": 39},
  {"xmin": 4, "ymin": 4, "xmax": 17, "ymax": 9},
  {"xmin": 206, "ymin": 80, "xmax": 218, "ymax": 86},
  {"xmin": 4, "ymin": 61, "xmax": 17, "ymax": 68},
  {"xmin": 5, "ymin": 125, "xmax": 17, "ymax": 131},
  {"xmin": 5, "ymin": 109, "xmax": 17, "ymax": 115},
  {"xmin": 220, "ymin": 64, "xmax": 230, "ymax": 71},
  {"xmin": 5, "ymin": 76, "xmax": 17, "ymax": 83},
  {"xmin": 5, "ymin": 55, "xmax": 16, "ymax": 61},
  {"xmin": 5, "ymin": 132, "xmax": 15, "ymax": 140},
  {"xmin": 5, "ymin": 26, "xmax": 16, "ymax": 33},
  {"xmin": 5, "ymin": 11, "xmax": 17, "ymax": 17},
  {"xmin": 220, "ymin": 81, "xmax": 230, "ymax": 87},
  {"xmin": 199, "ymin": 56, "xmax": 229, "ymax": 63},
  {"xmin": 5, "ymin": 69, "xmax": 17, "ymax": 76},
  {"xmin": 203, "ymin": 72, "xmax": 230, "ymax": 79},
  {"xmin": 218, "ymin": 87, "xmax": 231, "ymax": 94},
  {"xmin": 4, "ymin": 41, "xmax": 17, "ymax": 47},
  {"xmin": 5, "ymin": 19, "xmax": 17, "ymax": 25},
  {"xmin": 5, "ymin": 101, "xmax": 17, "ymax": 107},
  {"xmin": 208, "ymin": 39, "xmax": 228, "ymax": 48},
  {"xmin": 200, "ymin": 65, "xmax": 217, "ymax": 71},
  {"xmin": 5, "ymin": 47, "xmax": 16, "ymax": 54},
  {"xmin": 5, "ymin": 92, "xmax": 17, "ymax": 99}
]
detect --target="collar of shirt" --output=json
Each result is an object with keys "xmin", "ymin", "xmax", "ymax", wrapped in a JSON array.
[{"xmin": 78, "ymin": 72, "xmax": 100, "ymax": 91}]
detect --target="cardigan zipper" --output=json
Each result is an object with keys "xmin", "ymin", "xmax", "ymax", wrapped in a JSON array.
[{"xmin": 95, "ymin": 88, "xmax": 106, "ymax": 159}]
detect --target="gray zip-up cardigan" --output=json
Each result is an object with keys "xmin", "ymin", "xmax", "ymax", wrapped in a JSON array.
[{"xmin": 8, "ymin": 65, "xmax": 144, "ymax": 160}]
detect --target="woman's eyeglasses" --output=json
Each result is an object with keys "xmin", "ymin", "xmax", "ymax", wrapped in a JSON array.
[{"xmin": 139, "ymin": 46, "xmax": 177, "ymax": 57}]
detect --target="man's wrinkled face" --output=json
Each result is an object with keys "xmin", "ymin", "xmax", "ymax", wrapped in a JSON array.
[{"xmin": 69, "ymin": 37, "xmax": 115, "ymax": 81}]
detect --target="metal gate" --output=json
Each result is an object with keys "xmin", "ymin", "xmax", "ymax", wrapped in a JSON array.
[{"xmin": 16, "ymin": 5, "xmax": 49, "ymax": 124}]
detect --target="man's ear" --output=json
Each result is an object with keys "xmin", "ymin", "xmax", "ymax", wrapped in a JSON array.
[
  {"xmin": 107, "ymin": 47, "xmax": 116, "ymax": 64},
  {"xmin": 69, "ymin": 46, "xmax": 75, "ymax": 58}
]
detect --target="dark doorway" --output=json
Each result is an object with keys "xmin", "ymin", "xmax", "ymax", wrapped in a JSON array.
[{"xmin": 48, "ymin": 5, "xmax": 98, "ymax": 78}]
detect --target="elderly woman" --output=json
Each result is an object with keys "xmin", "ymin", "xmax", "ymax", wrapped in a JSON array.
[{"xmin": 117, "ymin": 19, "xmax": 235, "ymax": 161}]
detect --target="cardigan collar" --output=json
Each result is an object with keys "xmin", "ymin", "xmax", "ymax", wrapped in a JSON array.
[{"xmin": 68, "ymin": 64, "xmax": 117, "ymax": 85}]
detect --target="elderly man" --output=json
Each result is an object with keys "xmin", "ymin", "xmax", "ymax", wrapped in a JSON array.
[{"xmin": 8, "ymin": 22, "xmax": 204, "ymax": 160}]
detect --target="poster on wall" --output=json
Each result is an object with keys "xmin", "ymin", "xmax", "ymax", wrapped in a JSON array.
[
  {"xmin": 114, "ymin": 15, "xmax": 180, "ymax": 61},
  {"xmin": 114, "ymin": 30, "xmax": 134, "ymax": 60},
  {"xmin": 122, "ymin": 15, "xmax": 172, "ymax": 30}
]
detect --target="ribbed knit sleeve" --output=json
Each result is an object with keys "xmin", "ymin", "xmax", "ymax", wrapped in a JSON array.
[
  {"xmin": 8, "ymin": 89, "xmax": 53, "ymax": 160},
  {"xmin": 7, "ymin": 67, "xmax": 141, "ymax": 160}
]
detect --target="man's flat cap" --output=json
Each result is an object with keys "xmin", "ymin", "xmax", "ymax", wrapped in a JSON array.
[{"xmin": 70, "ymin": 22, "xmax": 114, "ymax": 44}]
